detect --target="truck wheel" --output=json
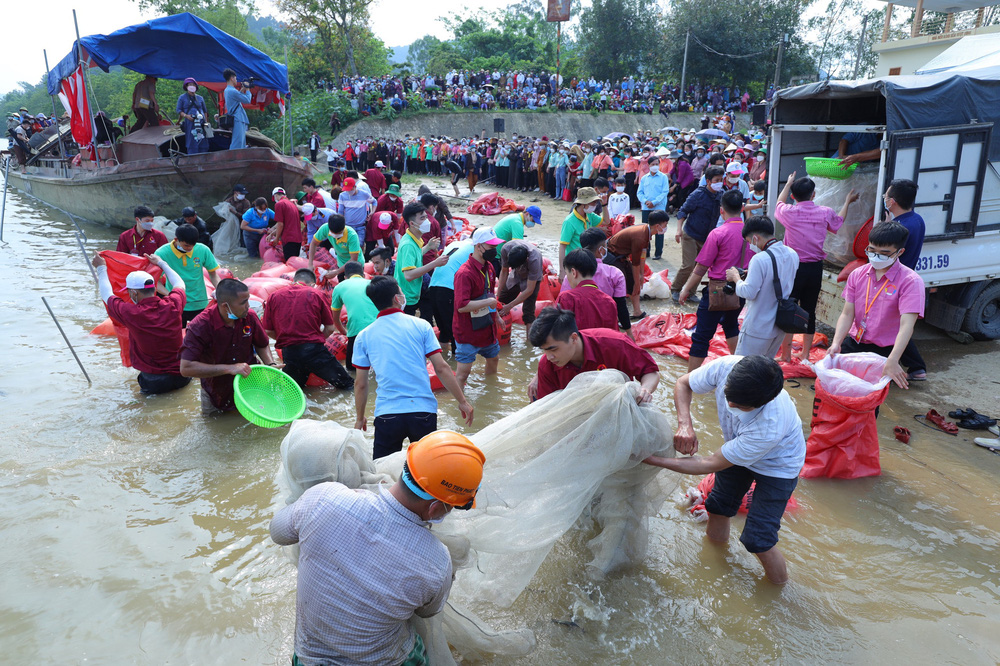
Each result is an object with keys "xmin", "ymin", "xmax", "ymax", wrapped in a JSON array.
[{"xmin": 962, "ymin": 280, "xmax": 1000, "ymax": 341}]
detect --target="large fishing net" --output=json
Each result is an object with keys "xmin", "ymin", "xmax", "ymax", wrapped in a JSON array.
[
  {"xmin": 275, "ymin": 369, "xmax": 679, "ymax": 663},
  {"xmin": 211, "ymin": 201, "xmax": 243, "ymax": 257}
]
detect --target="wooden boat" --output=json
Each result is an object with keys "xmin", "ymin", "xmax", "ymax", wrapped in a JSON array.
[{"xmin": 5, "ymin": 125, "xmax": 312, "ymax": 229}]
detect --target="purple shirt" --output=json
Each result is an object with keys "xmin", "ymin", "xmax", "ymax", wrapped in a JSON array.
[
  {"xmin": 695, "ymin": 218, "xmax": 750, "ymax": 279},
  {"xmin": 561, "ymin": 261, "xmax": 626, "ymax": 298},
  {"xmin": 774, "ymin": 200, "xmax": 844, "ymax": 263},
  {"xmin": 673, "ymin": 158, "xmax": 695, "ymax": 189},
  {"xmin": 842, "ymin": 260, "xmax": 925, "ymax": 347}
]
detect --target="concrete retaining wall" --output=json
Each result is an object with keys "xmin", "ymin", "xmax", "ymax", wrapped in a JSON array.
[{"xmin": 328, "ymin": 111, "xmax": 751, "ymax": 149}]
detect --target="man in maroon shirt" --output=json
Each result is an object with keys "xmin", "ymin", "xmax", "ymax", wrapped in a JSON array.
[
  {"xmin": 453, "ymin": 227, "xmax": 505, "ymax": 385},
  {"xmin": 364, "ymin": 160, "xmax": 387, "ymax": 197},
  {"xmin": 366, "ymin": 184, "xmax": 403, "ymax": 256},
  {"xmin": 262, "ymin": 269, "xmax": 353, "ymax": 389},
  {"xmin": 528, "ymin": 306, "xmax": 660, "ymax": 401},
  {"xmin": 270, "ymin": 187, "xmax": 303, "ymax": 261},
  {"xmin": 92, "ymin": 251, "xmax": 190, "ymax": 394},
  {"xmin": 116, "ymin": 205, "xmax": 167, "ymax": 256},
  {"xmin": 556, "ymin": 249, "xmax": 618, "ymax": 331},
  {"xmin": 180, "ymin": 279, "xmax": 276, "ymax": 414}
]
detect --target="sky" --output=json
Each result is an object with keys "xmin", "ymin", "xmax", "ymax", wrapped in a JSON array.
[{"xmin": 0, "ymin": 0, "xmax": 886, "ymax": 97}]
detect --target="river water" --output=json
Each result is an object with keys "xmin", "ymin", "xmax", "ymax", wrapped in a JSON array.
[{"xmin": 1, "ymin": 185, "xmax": 999, "ymax": 664}]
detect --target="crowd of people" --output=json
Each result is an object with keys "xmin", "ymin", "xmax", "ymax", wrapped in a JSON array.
[
  {"xmin": 325, "ymin": 70, "xmax": 768, "ymax": 118},
  {"xmin": 87, "ymin": 110, "xmax": 934, "ymax": 665}
]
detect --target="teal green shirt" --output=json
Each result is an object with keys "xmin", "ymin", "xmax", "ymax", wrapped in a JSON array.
[
  {"xmin": 314, "ymin": 223, "xmax": 361, "ymax": 265},
  {"xmin": 559, "ymin": 210, "xmax": 601, "ymax": 253},
  {"xmin": 154, "ymin": 241, "xmax": 218, "ymax": 311},
  {"xmin": 331, "ymin": 275, "xmax": 379, "ymax": 337},
  {"xmin": 394, "ymin": 230, "xmax": 425, "ymax": 305},
  {"xmin": 493, "ymin": 213, "xmax": 525, "ymax": 245}
]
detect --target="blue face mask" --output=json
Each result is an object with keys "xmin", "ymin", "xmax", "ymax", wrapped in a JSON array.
[{"xmin": 224, "ymin": 304, "xmax": 239, "ymax": 320}]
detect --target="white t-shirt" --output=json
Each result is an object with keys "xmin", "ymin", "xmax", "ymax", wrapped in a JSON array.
[
  {"xmin": 608, "ymin": 192, "xmax": 630, "ymax": 218},
  {"xmin": 688, "ymin": 355, "xmax": 805, "ymax": 479}
]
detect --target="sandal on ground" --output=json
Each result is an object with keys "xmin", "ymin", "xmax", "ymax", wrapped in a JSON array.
[
  {"xmin": 893, "ymin": 426, "xmax": 912, "ymax": 444},
  {"xmin": 907, "ymin": 370, "xmax": 927, "ymax": 381},
  {"xmin": 957, "ymin": 413, "xmax": 998, "ymax": 430},
  {"xmin": 913, "ymin": 410, "xmax": 959, "ymax": 435},
  {"xmin": 630, "ymin": 311, "xmax": 648, "ymax": 321},
  {"xmin": 973, "ymin": 437, "xmax": 1000, "ymax": 451}
]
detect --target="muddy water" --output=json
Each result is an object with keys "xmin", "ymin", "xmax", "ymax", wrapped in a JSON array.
[{"xmin": 2, "ymin": 182, "xmax": 999, "ymax": 664}]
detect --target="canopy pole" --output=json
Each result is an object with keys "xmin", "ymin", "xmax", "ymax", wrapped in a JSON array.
[
  {"xmin": 44, "ymin": 49, "xmax": 69, "ymax": 168},
  {"xmin": 284, "ymin": 46, "xmax": 292, "ymax": 156}
]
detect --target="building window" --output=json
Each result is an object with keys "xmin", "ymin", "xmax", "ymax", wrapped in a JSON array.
[{"xmin": 889, "ymin": 67, "xmax": 901, "ymax": 75}]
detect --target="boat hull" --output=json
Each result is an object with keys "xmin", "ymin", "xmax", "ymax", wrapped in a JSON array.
[{"xmin": 4, "ymin": 147, "xmax": 312, "ymax": 229}]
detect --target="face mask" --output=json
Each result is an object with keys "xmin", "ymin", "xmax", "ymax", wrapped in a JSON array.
[
  {"xmin": 752, "ymin": 193, "xmax": 764, "ymax": 202},
  {"xmin": 697, "ymin": 152, "xmax": 705, "ymax": 158},
  {"xmin": 483, "ymin": 247, "xmax": 498, "ymax": 261},
  {"xmin": 224, "ymin": 304, "xmax": 239, "ymax": 320},
  {"xmin": 584, "ymin": 205, "xmax": 598, "ymax": 214},
  {"xmin": 748, "ymin": 237, "xmax": 761, "ymax": 253},
  {"xmin": 727, "ymin": 176, "xmax": 740, "ymax": 184},
  {"xmin": 187, "ymin": 85, "xmax": 197, "ymax": 93},
  {"xmin": 418, "ymin": 219, "xmax": 432, "ymax": 234},
  {"xmin": 866, "ymin": 251, "xmax": 897, "ymax": 269},
  {"xmin": 726, "ymin": 403, "xmax": 753, "ymax": 421},
  {"xmin": 615, "ymin": 185, "xmax": 625, "ymax": 193},
  {"xmin": 140, "ymin": 221, "xmax": 154, "ymax": 231},
  {"xmin": 427, "ymin": 516, "xmax": 446, "ymax": 525},
  {"xmin": 235, "ymin": 193, "xmax": 245, "ymax": 201},
  {"xmin": 649, "ymin": 165, "xmax": 660, "ymax": 174},
  {"xmin": 684, "ymin": 150, "xmax": 692, "ymax": 155},
  {"xmin": 710, "ymin": 182, "xmax": 724, "ymax": 192}
]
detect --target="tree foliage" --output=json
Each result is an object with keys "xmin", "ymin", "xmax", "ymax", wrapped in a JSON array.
[
  {"xmin": 577, "ymin": 0, "xmax": 665, "ymax": 82},
  {"xmin": 274, "ymin": 0, "xmax": 381, "ymax": 76}
]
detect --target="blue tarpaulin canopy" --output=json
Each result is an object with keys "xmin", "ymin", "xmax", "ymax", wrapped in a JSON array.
[{"xmin": 48, "ymin": 13, "xmax": 288, "ymax": 96}]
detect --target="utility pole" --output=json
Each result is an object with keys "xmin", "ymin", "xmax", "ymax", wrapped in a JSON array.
[
  {"xmin": 680, "ymin": 29, "xmax": 690, "ymax": 107},
  {"xmin": 852, "ymin": 13, "xmax": 870, "ymax": 79},
  {"xmin": 773, "ymin": 33, "xmax": 788, "ymax": 90},
  {"xmin": 556, "ymin": 22, "xmax": 561, "ymax": 92}
]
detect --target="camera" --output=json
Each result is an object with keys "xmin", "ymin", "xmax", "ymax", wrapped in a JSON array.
[
  {"xmin": 722, "ymin": 267, "xmax": 747, "ymax": 295},
  {"xmin": 242, "ymin": 76, "xmax": 257, "ymax": 89}
]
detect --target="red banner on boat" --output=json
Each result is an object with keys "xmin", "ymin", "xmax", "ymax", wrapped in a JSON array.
[{"xmin": 58, "ymin": 65, "xmax": 93, "ymax": 147}]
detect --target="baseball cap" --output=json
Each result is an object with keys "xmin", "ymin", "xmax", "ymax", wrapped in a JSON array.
[
  {"xmin": 272, "ymin": 186, "xmax": 285, "ymax": 196},
  {"xmin": 124, "ymin": 271, "xmax": 156, "ymax": 290},
  {"xmin": 471, "ymin": 227, "xmax": 502, "ymax": 246},
  {"xmin": 726, "ymin": 162, "xmax": 746, "ymax": 175},
  {"xmin": 375, "ymin": 160, "xmax": 385, "ymax": 168},
  {"xmin": 525, "ymin": 205, "xmax": 542, "ymax": 226},
  {"xmin": 301, "ymin": 203, "xmax": 315, "ymax": 216},
  {"xmin": 377, "ymin": 212, "xmax": 394, "ymax": 229},
  {"xmin": 233, "ymin": 184, "xmax": 248, "ymax": 194},
  {"xmin": 343, "ymin": 177, "xmax": 357, "ymax": 190}
]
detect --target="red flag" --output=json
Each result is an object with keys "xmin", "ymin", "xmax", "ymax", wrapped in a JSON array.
[
  {"xmin": 59, "ymin": 65, "xmax": 93, "ymax": 147},
  {"xmin": 97, "ymin": 251, "xmax": 165, "ymax": 367}
]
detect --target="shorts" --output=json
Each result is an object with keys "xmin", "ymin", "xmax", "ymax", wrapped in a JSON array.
[
  {"xmin": 137, "ymin": 372, "xmax": 190, "ymax": 395},
  {"xmin": 704, "ymin": 465, "xmax": 798, "ymax": 553},
  {"xmin": 454, "ymin": 341, "xmax": 500, "ymax": 364},
  {"xmin": 373, "ymin": 411, "xmax": 437, "ymax": 460}
]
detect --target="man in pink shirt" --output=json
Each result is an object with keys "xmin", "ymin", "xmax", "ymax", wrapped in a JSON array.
[
  {"xmin": 828, "ymin": 221, "xmax": 926, "ymax": 389},
  {"xmin": 678, "ymin": 190, "xmax": 750, "ymax": 370},
  {"xmin": 774, "ymin": 172, "xmax": 858, "ymax": 360}
]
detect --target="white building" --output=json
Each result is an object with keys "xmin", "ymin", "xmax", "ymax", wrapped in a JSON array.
[{"xmin": 872, "ymin": 1, "xmax": 1000, "ymax": 75}]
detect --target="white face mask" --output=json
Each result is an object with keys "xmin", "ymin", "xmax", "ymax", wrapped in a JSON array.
[
  {"xmin": 726, "ymin": 403, "xmax": 754, "ymax": 422},
  {"xmin": 866, "ymin": 250, "xmax": 897, "ymax": 269},
  {"xmin": 615, "ymin": 185, "xmax": 625, "ymax": 193},
  {"xmin": 235, "ymin": 193, "xmax": 245, "ymax": 200},
  {"xmin": 710, "ymin": 182, "xmax": 724, "ymax": 192},
  {"xmin": 727, "ymin": 176, "xmax": 740, "ymax": 184},
  {"xmin": 748, "ymin": 237, "xmax": 761, "ymax": 253},
  {"xmin": 584, "ymin": 204, "xmax": 598, "ymax": 214},
  {"xmin": 139, "ymin": 221, "xmax": 154, "ymax": 231},
  {"xmin": 187, "ymin": 85, "xmax": 197, "ymax": 93},
  {"xmin": 649, "ymin": 165, "xmax": 660, "ymax": 174},
  {"xmin": 418, "ymin": 219, "xmax": 432, "ymax": 234}
]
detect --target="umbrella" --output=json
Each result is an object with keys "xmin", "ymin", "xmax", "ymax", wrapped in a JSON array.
[
  {"xmin": 658, "ymin": 126, "xmax": 680, "ymax": 133},
  {"xmin": 481, "ymin": 83, "xmax": 494, "ymax": 89},
  {"xmin": 603, "ymin": 132, "xmax": 632, "ymax": 141},
  {"xmin": 696, "ymin": 128, "xmax": 729, "ymax": 140}
]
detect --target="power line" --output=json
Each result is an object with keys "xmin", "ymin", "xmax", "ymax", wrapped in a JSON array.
[{"xmin": 688, "ymin": 33, "xmax": 776, "ymax": 59}]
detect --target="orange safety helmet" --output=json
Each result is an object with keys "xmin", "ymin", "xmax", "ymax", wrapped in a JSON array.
[{"xmin": 404, "ymin": 430, "xmax": 485, "ymax": 509}]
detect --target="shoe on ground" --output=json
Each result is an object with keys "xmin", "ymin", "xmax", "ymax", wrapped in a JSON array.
[
  {"xmin": 671, "ymin": 291, "xmax": 680, "ymax": 303},
  {"xmin": 974, "ymin": 436, "xmax": 1000, "ymax": 450},
  {"xmin": 907, "ymin": 370, "xmax": 927, "ymax": 381},
  {"xmin": 687, "ymin": 293, "xmax": 701, "ymax": 304},
  {"xmin": 991, "ymin": 424, "xmax": 1000, "ymax": 436}
]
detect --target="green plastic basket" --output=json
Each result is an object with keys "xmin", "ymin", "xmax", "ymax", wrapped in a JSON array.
[
  {"xmin": 803, "ymin": 157, "xmax": 858, "ymax": 180},
  {"xmin": 233, "ymin": 365, "xmax": 306, "ymax": 428}
]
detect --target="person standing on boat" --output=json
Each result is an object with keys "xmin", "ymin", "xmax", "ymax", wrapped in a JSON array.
[
  {"xmin": 117, "ymin": 205, "xmax": 168, "ymax": 256},
  {"xmin": 130, "ymin": 74, "xmax": 160, "ymax": 132},
  {"xmin": 176, "ymin": 78, "xmax": 209, "ymax": 155},
  {"xmin": 223, "ymin": 68, "xmax": 252, "ymax": 150}
]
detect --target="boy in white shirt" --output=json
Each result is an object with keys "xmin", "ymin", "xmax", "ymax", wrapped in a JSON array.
[{"xmin": 607, "ymin": 176, "xmax": 631, "ymax": 218}]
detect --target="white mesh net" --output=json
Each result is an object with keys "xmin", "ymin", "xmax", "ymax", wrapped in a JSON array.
[
  {"xmin": 276, "ymin": 369, "xmax": 679, "ymax": 663},
  {"xmin": 211, "ymin": 201, "xmax": 242, "ymax": 257}
]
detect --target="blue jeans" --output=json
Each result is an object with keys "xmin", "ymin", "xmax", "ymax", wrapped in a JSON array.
[
  {"xmin": 455, "ymin": 341, "xmax": 500, "ymax": 364},
  {"xmin": 689, "ymin": 286, "xmax": 742, "ymax": 358},
  {"xmin": 555, "ymin": 166, "xmax": 567, "ymax": 199},
  {"xmin": 704, "ymin": 466, "xmax": 798, "ymax": 553},
  {"xmin": 349, "ymin": 222, "xmax": 366, "ymax": 245},
  {"xmin": 243, "ymin": 229, "xmax": 264, "ymax": 258}
]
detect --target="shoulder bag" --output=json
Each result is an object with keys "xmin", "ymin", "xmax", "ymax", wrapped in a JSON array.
[
  {"xmin": 707, "ymin": 241, "xmax": 746, "ymax": 312},
  {"xmin": 766, "ymin": 248, "xmax": 810, "ymax": 333}
]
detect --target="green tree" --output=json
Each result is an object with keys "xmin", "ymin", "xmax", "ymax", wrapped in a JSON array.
[
  {"xmin": 407, "ymin": 36, "xmax": 441, "ymax": 73},
  {"xmin": 577, "ymin": 0, "xmax": 664, "ymax": 82},
  {"xmin": 275, "ymin": 0, "xmax": 378, "ymax": 76}
]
